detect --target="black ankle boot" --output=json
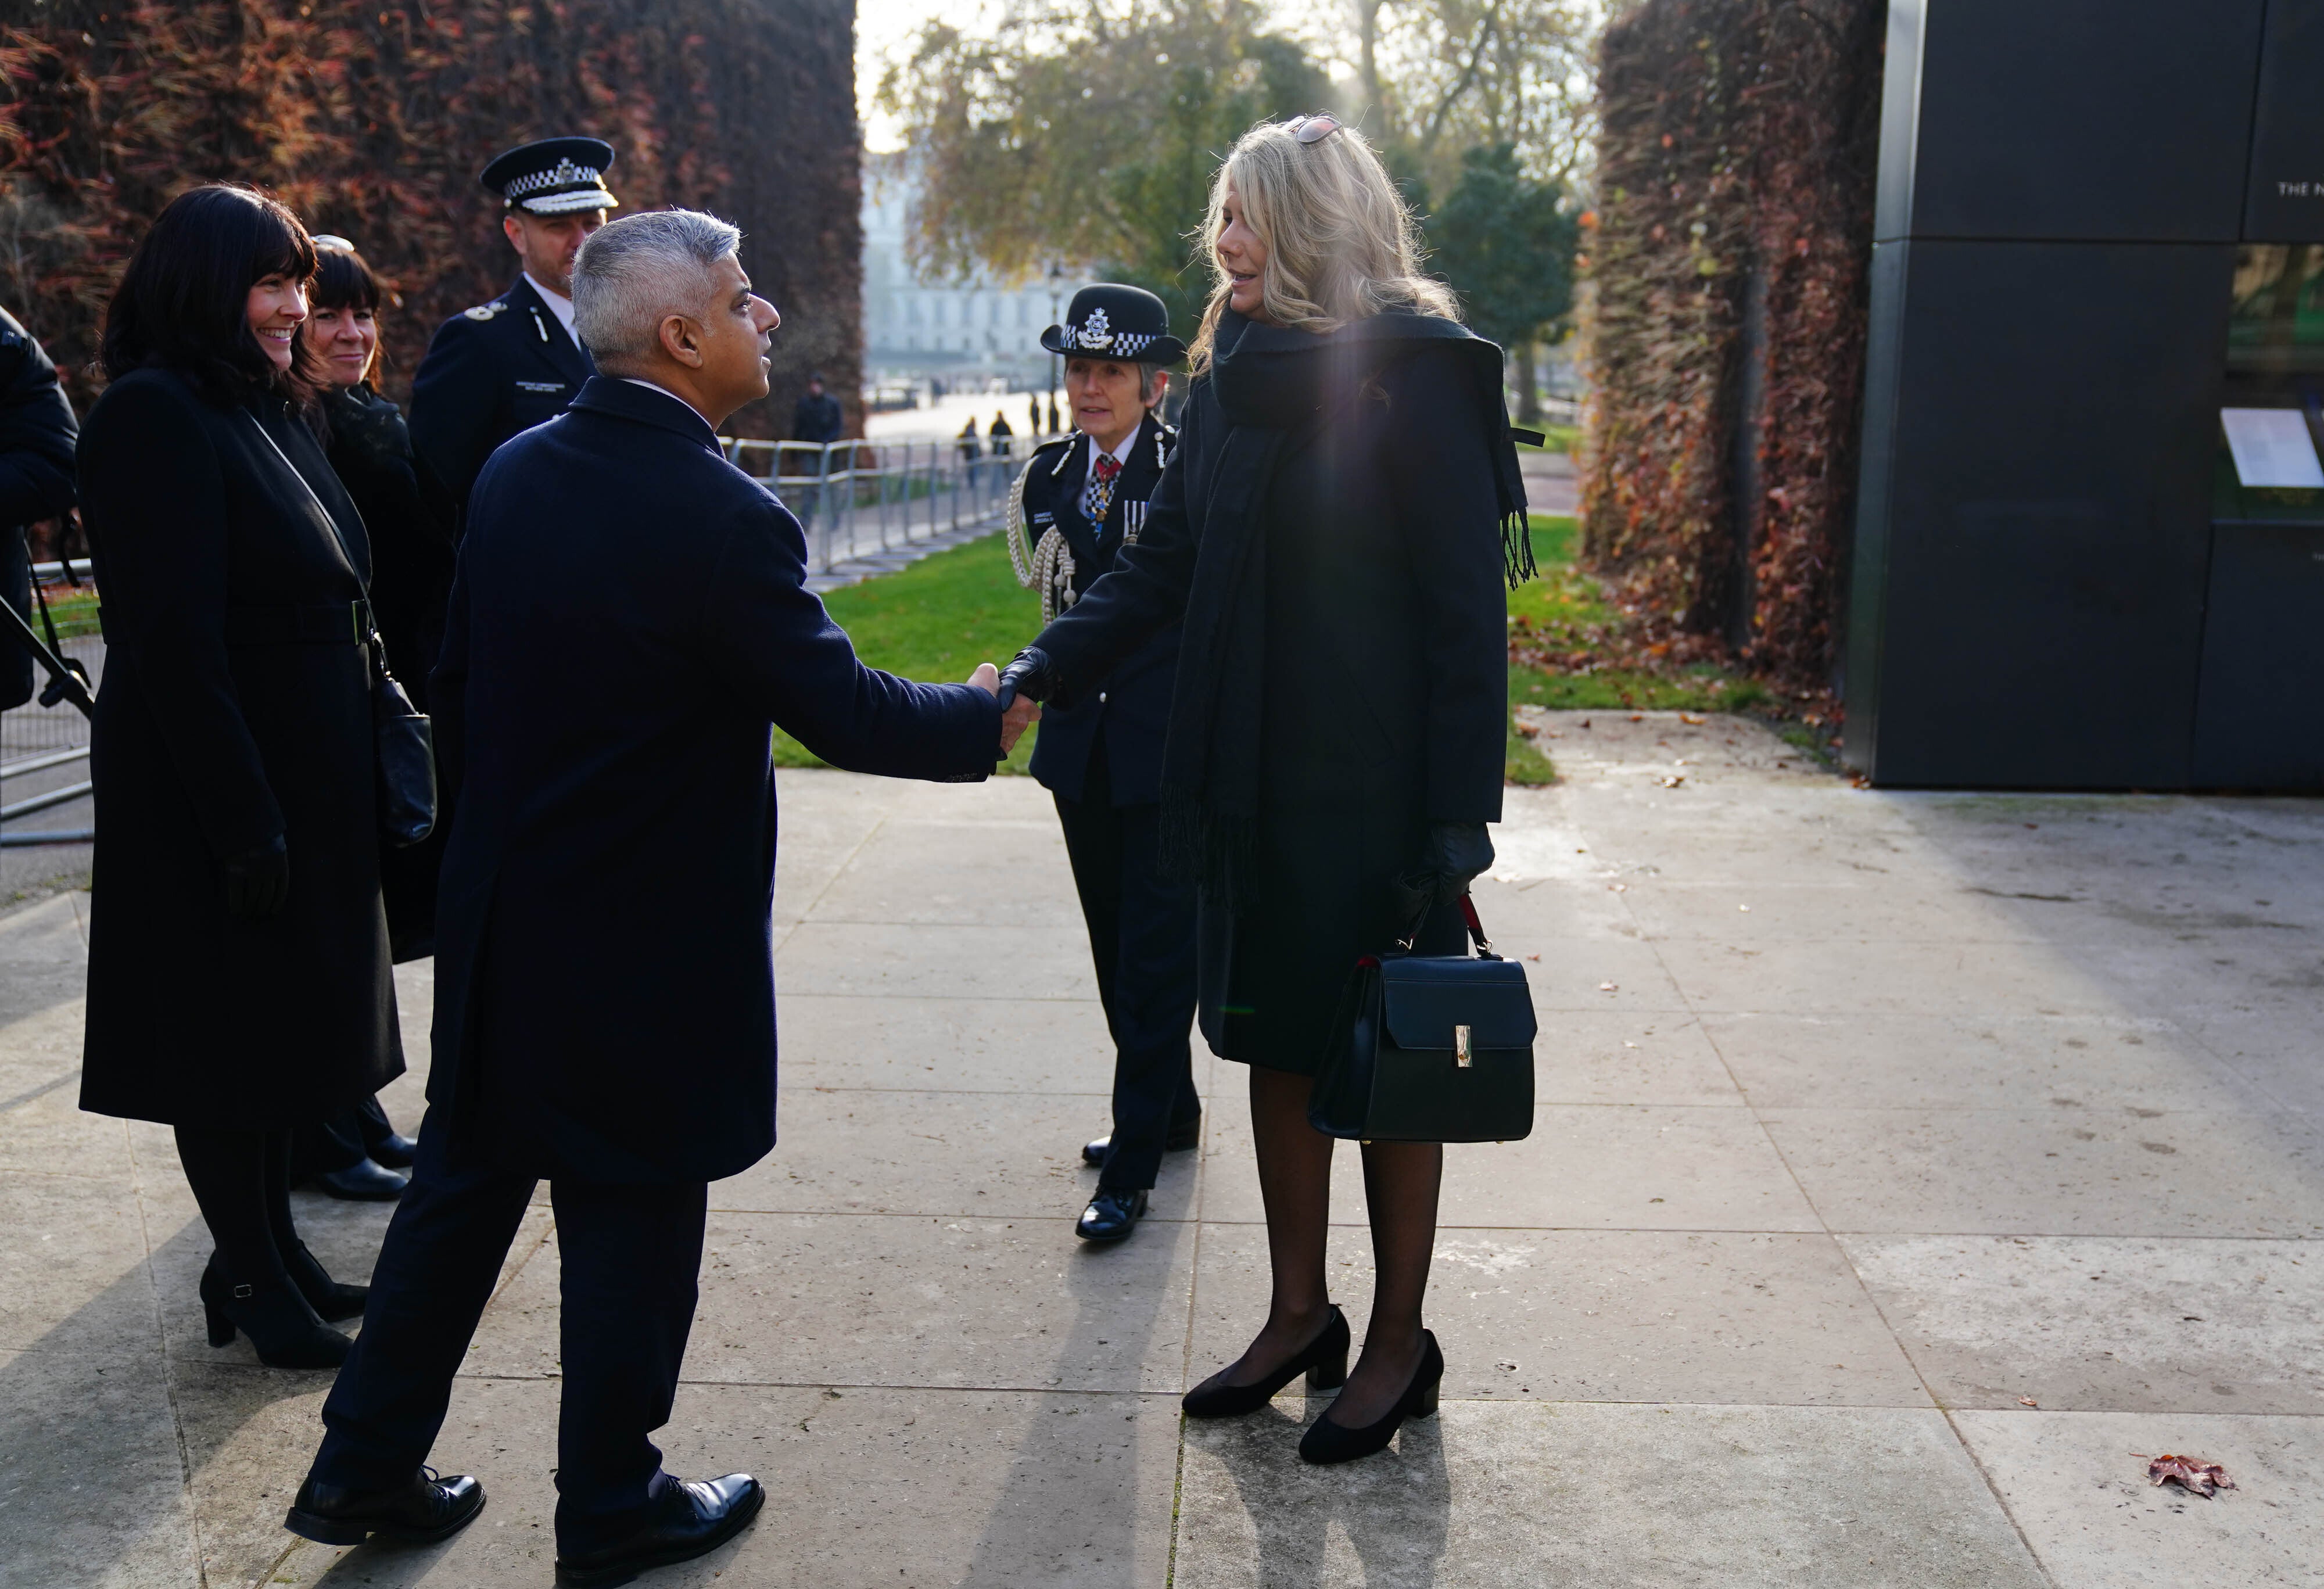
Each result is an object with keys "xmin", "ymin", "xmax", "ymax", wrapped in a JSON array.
[
  {"xmin": 281, "ymin": 1241, "xmax": 367, "ymax": 1323},
  {"xmin": 199, "ymin": 1261, "xmax": 351, "ymax": 1370}
]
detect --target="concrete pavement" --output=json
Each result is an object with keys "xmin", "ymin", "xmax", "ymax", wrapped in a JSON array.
[{"xmin": 2, "ymin": 712, "xmax": 2321, "ymax": 1586}]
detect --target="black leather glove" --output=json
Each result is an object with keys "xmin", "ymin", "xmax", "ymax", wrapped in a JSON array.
[
  {"xmin": 994, "ymin": 645, "xmax": 1056, "ymax": 711},
  {"xmin": 1421, "ymin": 822, "xmax": 1494, "ymax": 908},
  {"xmin": 221, "ymin": 835, "xmax": 290, "ymax": 921}
]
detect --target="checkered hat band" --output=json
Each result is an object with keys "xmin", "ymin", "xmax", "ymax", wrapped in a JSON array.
[{"xmin": 506, "ymin": 160, "xmax": 604, "ymax": 198}]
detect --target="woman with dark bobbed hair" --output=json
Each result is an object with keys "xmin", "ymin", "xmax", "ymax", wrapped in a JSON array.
[
  {"xmin": 76, "ymin": 184, "xmax": 402, "ymax": 1369},
  {"xmin": 998, "ymin": 117, "xmax": 1527, "ymax": 1463}
]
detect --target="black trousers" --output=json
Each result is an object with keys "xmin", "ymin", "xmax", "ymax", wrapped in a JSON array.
[
  {"xmin": 309, "ymin": 1107, "xmax": 708, "ymax": 1551},
  {"xmin": 1053, "ymin": 738, "xmax": 1200, "ymax": 1191}
]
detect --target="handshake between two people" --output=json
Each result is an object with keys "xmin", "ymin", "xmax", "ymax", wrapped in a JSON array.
[{"xmin": 968, "ymin": 657, "xmax": 1043, "ymax": 758}]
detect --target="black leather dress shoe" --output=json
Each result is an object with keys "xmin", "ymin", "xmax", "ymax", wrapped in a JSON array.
[
  {"xmin": 556, "ymin": 1473, "xmax": 764, "ymax": 1586},
  {"xmin": 284, "ymin": 1468, "xmax": 485, "ymax": 1546},
  {"xmin": 1074, "ymin": 1187, "xmax": 1148, "ymax": 1242},
  {"xmin": 311, "ymin": 1158, "xmax": 410, "ymax": 1201},
  {"xmin": 367, "ymin": 1130, "xmax": 419, "ymax": 1170},
  {"xmin": 1080, "ymin": 1117, "xmax": 1202, "ymax": 1167}
]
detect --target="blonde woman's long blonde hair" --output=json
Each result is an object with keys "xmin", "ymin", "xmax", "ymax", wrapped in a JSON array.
[{"xmin": 1188, "ymin": 118, "xmax": 1459, "ymax": 374}]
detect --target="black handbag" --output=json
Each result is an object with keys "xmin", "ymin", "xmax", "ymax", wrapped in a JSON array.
[
  {"xmin": 244, "ymin": 411, "xmax": 437, "ymax": 847},
  {"xmin": 1309, "ymin": 895, "xmax": 1537, "ymax": 1143}
]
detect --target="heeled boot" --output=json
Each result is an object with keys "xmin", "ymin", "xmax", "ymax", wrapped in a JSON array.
[
  {"xmin": 281, "ymin": 1240, "xmax": 368, "ymax": 1323},
  {"xmin": 199, "ymin": 1261, "xmax": 352, "ymax": 1370}
]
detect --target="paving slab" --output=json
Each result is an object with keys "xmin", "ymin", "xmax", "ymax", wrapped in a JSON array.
[
  {"xmin": 1953, "ymin": 1409, "xmax": 2324, "ymax": 1587},
  {"xmin": 8, "ymin": 720, "xmax": 2324, "ymax": 1587},
  {"xmin": 1174, "ymin": 1401, "xmax": 2048, "ymax": 1589}
]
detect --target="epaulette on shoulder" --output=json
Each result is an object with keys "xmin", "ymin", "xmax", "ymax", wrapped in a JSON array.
[
  {"xmin": 1033, "ymin": 433, "xmax": 1078, "ymax": 476},
  {"xmin": 461, "ymin": 299, "xmax": 509, "ymax": 322}
]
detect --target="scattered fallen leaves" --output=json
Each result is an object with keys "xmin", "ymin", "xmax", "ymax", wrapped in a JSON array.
[
  {"xmin": 1680, "ymin": 712, "xmax": 1706, "ymax": 724},
  {"xmin": 1598, "ymin": 981, "xmax": 1619, "ymax": 992},
  {"xmin": 1628, "ymin": 713, "xmax": 1644, "ymax": 722},
  {"xmin": 1655, "ymin": 773, "xmax": 1686, "ymax": 788},
  {"xmin": 1524, "ymin": 952, "xmax": 1541, "ymax": 962},
  {"xmin": 2017, "ymin": 1396, "xmax": 2039, "ymax": 1408},
  {"xmin": 2137, "ymin": 1454, "xmax": 2235, "ymax": 1498}
]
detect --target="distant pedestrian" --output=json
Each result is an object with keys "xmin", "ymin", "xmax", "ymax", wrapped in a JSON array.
[
  {"xmin": 76, "ymin": 184, "xmax": 401, "ymax": 1370},
  {"xmin": 791, "ymin": 370, "xmax": 844, "ymax": 444},
  {"xmin": 988, "ymin": 408, "xmax": 1014, "ymax": 457},
  {"xmin": 408, "ymin": 137, "xmax": 615, "ymax": 535},
  {"xmin": 996, "ymin": 116, "xmax": 1527, "ymax": 1464},
  {"xmin": 1027, "ymin": 394, "xmax": 1042, "ymax": 436},
  {"xmin": 957, "ymin": 415, "xmax": 982, "ymax": 461},
  {"xmin": 0, "ymin": 304, "xmax": 79, "ymax": 709}
]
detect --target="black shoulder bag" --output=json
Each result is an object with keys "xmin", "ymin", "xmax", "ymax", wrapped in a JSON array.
[
  {"xmin": 243, "ymin": 411, "xmax": 437, "ymax": 847},
  {"xmin": 1309, "ymin": 895, "xmax": 1537, "ymax": 1143}
]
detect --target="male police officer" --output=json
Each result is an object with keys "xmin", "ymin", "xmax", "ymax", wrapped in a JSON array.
[
  {"xmin": 409, "ymin": 137, "xmax": 616, "ymax": 530},
  {"xmin": 1005, "ymin": 284, "xmax": 1195, "ymax": 1243}
]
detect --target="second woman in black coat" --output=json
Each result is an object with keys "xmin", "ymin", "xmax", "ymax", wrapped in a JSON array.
[
  {"xmin": 1000, "ymin": 118, "xmax": 1526, "ymax": 1464},
  {"xmin": 77, "ymin": 185, "xmax": 401, "ymax": 1369}
]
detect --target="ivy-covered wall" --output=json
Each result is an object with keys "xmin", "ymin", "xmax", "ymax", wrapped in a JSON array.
[
  {"xmin": 0, "ymin": 0, "xmax": 859, "ymax": 439},
  {"xmin": 1583, "ymin": 0, "xmax": 1882, "ymax": 695}
]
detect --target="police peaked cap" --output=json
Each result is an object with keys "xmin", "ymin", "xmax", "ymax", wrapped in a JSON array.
[
  {"xmin": 480, "ymin": 137, "xmax": 619, "ymax": 216},
  {"xmin": 1039, "ymin": 284, "xmax": 1186, "ymax": 366}
]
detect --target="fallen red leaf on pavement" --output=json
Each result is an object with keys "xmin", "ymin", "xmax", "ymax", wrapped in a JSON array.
[
  {"xmin": 2017, "ymin": 1396, "xmax": 2039, "ymax": 1408},
  {"xmin": 2136, "ymin": 1454, "xmax": 2235, "ymax": 1498}
]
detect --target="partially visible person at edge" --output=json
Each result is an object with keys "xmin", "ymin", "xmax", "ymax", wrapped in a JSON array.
[
  {"xmin": 76, "ymin": 184, "xmax": 402, "ymax": 1371},
  {"xmin": 790, "ymin": 370, "xmax": 843, "ymax": 444},
  {"xmin": 1005, "ymin": 284, "xmax": 1198, "ymax": 1243},
  {"xmin": 995, "ymin": 117, "xmax": 1526, "ymax": 1465},
  {"xmin": 284, "ymin": 209, "xmax": 1037, "ymax": 1582},
  {"xmin": 0, "ymin": 303, "xmax": 80, "ymax": 711},
  {"xmin": 279, "ymin": 234, "xmax": 446, "ymax": 1202},
  {"xmin": 407, "ymin": 137, "xmax": 615, "ymax": 533}
]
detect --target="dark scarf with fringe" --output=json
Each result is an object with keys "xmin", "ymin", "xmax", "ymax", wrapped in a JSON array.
[{"xmin": 1158, "ymin": 309, "xmax": 1532, "ymax": 910}]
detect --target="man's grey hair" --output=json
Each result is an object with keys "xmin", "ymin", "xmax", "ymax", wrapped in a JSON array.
[{"xmin": 572, "ymin": 209, "xmax": 743, "ymax": 368}]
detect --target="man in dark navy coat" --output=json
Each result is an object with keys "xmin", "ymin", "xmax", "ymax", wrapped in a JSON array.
[
  {"xmin": 0, "ymin": 304, "xmax": 78, "ymax": 709},
  {"xmin": 287, "ymin": 210, "xmax": 1036, "ymax": 1583},
  {"xmin": 1006, "ymin": 284, "xmax": 1196, "ymax": 1243},
  {"xmin": 408, "ymin": 137, "xmax": 615, "ymax": 532}
]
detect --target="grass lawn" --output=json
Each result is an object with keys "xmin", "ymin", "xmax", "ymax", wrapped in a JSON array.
[{"xmin": 780, "ymin": 511, "xmax": 1762, "ymax": 786}]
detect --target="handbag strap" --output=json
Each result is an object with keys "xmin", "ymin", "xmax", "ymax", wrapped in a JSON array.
[
  {"xmin": 239, "ymin": 407, "xmax": 369, "ymax": 600},
  {"xmin": 1393, "ymin": 892, "xmax": 1501, "ymax": 961}
]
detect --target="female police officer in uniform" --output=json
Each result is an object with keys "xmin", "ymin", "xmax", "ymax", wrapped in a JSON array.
[{"xmin": 1006, "ymin": 285, "xmax": 1196, "ymax": 1243}]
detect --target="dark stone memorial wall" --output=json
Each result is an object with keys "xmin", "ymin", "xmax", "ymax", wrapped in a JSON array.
[{"xmin": 1845, "ymin": 0, "xmax": 2324, "ymax": 788}]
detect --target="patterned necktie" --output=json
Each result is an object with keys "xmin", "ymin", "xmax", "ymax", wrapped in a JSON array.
[{"xmin": 1081, "ymin": 452, "xmax": 1122, "ymax": 527}]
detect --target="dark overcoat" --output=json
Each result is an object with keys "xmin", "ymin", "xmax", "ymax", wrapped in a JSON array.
[
  {"xmin": 1034, "ymin": 326, "xmax": 1509, "ymax": 1072},
  {"xmin": 429, "ymin": 377, "xmax": 1002, "ymax": 1183},
  {"xmin": 408, "ymin": 275, "xmax": 593, "ymax": 525},
  {"xmin": 0, "ymin": 306, "xmax": 81, "ymax": 709},
  {"xmin": 77, "ymin": 370, "xmax": 401, "ymax": 1125},
  {"xmin": 1020, "ymin": 414, "xmax": 1180, "ymax": 805}
]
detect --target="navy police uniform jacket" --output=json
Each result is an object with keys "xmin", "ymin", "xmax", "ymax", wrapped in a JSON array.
[
  {"xmin": 428, "ymin": 377, "xmax": 1003, "ymax": 1182},
  {"xmin": 409, "ymin": 275, "xmax": 594, "ymax": 526},
  {"xmin": 1020, "ymin": 414, "xmax": 1178, "ymax": 805}
]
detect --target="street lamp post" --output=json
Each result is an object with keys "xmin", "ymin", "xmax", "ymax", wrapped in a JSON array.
[{"xmin": 1046, "ymin": 261, "xmax": 1066, "ymax": 432}]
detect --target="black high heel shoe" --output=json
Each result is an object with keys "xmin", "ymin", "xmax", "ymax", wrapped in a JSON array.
[
  {"xmin": 1182, "ymin": 1305, "xmax": 1349, "ymax": 1418},
  {"xmin": 199, "ymin": 1263, "xmax": 352, "ymax": 1370},
  {"xmin": 1297, "ymin": 1329, "xmax": 1442, "ymax": 1465},
  {"xmin": 282, "ymin": 1241, "xmax": 367, "ymax": 1323}
]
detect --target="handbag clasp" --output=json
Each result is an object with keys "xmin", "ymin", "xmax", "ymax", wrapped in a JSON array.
[{"xmin": 1454, "ymin": 1024, "xmax": 1473, "ymax": 1067}]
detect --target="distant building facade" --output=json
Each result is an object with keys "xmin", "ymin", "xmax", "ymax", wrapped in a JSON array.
[{"xmin": 862, "ymin": 175, "xmax": 1093, "ymax": 386}]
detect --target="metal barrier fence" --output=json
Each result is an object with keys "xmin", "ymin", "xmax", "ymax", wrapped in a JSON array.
[
  {"xmin": 1, "ymin": 559, "xmax": 100, "ymax": 846},
  {"xmin": 720, "ymin": 433, "xmax": 1052, "ymax": 573}
]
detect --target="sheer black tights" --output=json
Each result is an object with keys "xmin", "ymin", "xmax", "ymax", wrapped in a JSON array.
[
  {"xmin": 174, "ymin": 1126, "xmax": 300, "ymax": 1286},
  {"xmin": 1210, "ymin": 1065, "xmax": 1443, "ymax": 1425}
]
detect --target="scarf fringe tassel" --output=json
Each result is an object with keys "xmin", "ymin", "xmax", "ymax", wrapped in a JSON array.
[{"xmin": 1501, "ymin": 510, "xmax": 1537, "ymax": 590}]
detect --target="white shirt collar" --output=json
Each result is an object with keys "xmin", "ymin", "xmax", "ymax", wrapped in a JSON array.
[
  {"xmin": 523, "ymin": 273, "xmax": 579, "ymax": 345},
  {"xmin": 620, "ymin": 376, "xmax": 714, "ymax": 429},
  {"xmin": 1084, "ymin": 419, "xmax": 1141, "ymax": 472}
]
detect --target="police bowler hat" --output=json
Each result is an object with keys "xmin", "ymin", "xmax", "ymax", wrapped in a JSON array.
[{"xmin": 1039, "ymin": 284, "xmax": 1186, "ymax": 366}]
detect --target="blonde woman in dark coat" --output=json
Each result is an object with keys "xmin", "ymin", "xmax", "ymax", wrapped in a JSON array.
[{"xmin": 998, "ymin": 118, "xmax": 1528, "ymax": 1463}]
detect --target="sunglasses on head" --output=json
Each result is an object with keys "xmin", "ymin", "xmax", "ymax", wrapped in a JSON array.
[
  {"xmin": 1288, "ymin": 114, "xmax": 1343, "ymax": 145},
  {"xmin": 310, "ymin": 234, "xmax": 357, "ymax": 253}
]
